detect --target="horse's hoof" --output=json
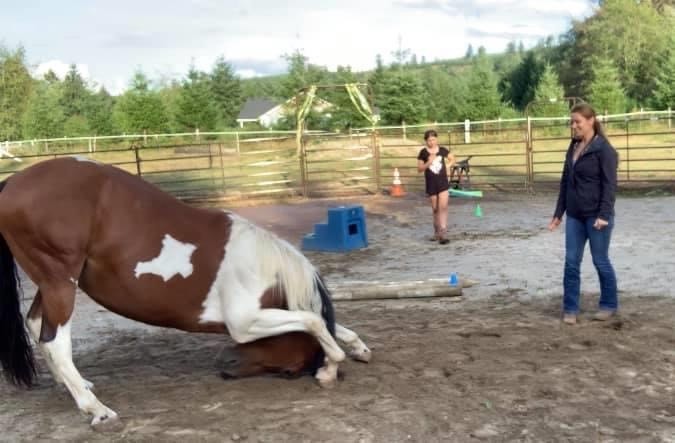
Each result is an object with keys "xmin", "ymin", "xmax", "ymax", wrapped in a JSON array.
[
  {"xmin": 315, "ymin": 366, "xmax": 338, "ymax": 389},
  {"xmin": 91, "ymin": 410, "xmax": 122, "ymax": 432},
  {"xmin": 349, "ymin": 348, "xmax": 372, "ymax": 363},
  {"xmin": 317, "ymin": 377, "xmax": 337, "ymax": 389}
]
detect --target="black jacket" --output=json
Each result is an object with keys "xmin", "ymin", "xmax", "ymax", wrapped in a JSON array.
[{"xmin": 554, "ymin": 136, "xmax": 618, "ymax": 221}]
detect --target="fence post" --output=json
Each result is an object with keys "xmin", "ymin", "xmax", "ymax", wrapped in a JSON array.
[
  {"xmin": 669, "ymin": 107, "xmax": 672, "ymax": 129},
  {"xmin": 299, "ymin": 133, "xmax": 309, "ymax": 198},
  {"xmin": 93, "ymin": 136, "xmax": 97, "ymax": 152},
  {"xmin": 526, "ymin": 116, "xmax": 533, "ymax": 191},
  {"xmin": 143, "ymin": 130, "xmax": 148, "ymax": 145},
  {"xmin": 235, "ymin": 132, "xmax": 241, "ymax": 156},
  {"xmin": 640, "ymin": 108, "xmax": 644, "ymax": 132},
  {"xmin": 217, "ymin": 142, "xmax": 226, "ymax": 191},
  {"xmin": 402, "ymin": 120, "xmax": 407, "ymax": 141},
  {"xmin": 625, "ymin": 118, "xmax": 630, "ymax": 182},
  {"xmin": 195, "ymin": 128, "xmax": 200, "ymax": 143},
  {"xmin": 372, "ymin": 129, "xmax": 381, "ymax": 194},
  {"xmin": 133, "ymin": 144, "xmax": 142, "ymax": 177},
  {"xmin": 464, "ymin": 119, "xmax": 471, "ymax": 144}
]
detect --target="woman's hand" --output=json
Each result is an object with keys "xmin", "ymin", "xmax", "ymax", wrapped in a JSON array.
[
  {"xmin": 593, "ymin": 218, "xmax": 609, "ymax": 230},
  {"xmin": 548, "ymin": 217, "xmax": 561, "ymax": 231}
]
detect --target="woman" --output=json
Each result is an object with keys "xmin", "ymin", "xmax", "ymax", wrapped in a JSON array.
[
  {"xmin": 417, "ymin": 129, "xmax": 455, "ymax": 244},
  {"xmin": 549, "ymin": 103, "xmax": 619, "ymax": 325}
]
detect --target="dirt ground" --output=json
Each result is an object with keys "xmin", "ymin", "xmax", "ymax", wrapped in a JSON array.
[{"xmin": 1, "ymin": 192, "xmax": 674, "ymax": 442}]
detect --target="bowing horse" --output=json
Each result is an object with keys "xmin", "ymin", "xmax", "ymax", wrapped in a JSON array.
[{"xmin": 0, "ymin": 157, "xmax": 371, "ymax": 428}]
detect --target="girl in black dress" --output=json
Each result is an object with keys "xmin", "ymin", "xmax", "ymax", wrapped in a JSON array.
[{"xmin": 417, "ymin": 129, "xmax": 455, "ymax": 244}]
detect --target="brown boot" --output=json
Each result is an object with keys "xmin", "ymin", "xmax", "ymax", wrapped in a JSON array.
[{"xmin": 438, "ymin": 229, "xmax": 449, "ymax": 245}]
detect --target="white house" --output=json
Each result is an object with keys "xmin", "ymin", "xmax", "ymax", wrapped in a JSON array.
[{"xmin": 236, "ymin": 96, "xmax": 334, "ymax": 129}]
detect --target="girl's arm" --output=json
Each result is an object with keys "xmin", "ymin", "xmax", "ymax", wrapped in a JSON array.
[{"xmin": 418, "ymin": 155, "xmax": 434, "ymax": 173}]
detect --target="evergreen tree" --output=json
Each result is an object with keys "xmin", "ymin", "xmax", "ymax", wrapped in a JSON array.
[
  {"xmin": 210, "ymin": 57, "xmax": 242, "ymax": 128},
  {"xmin": 505, "ymin": 52, "xmax": 544, "ymax": 110},
  {"xmin": 378, "ymin": 71, "xmax": 428, "ymax": 125},
  {"xmin": 60, "ymin": 64, "xmax": 90, "ymax": 118},
  {"xmin": 0, "ymin": 45, "xmax": 33, "ymax": 140},
  {"xmin": 588, "ymin": 57, "xmax": 626, "ymax": 114},
  {"xmin": 464, "ymin": 59, "xmax": 503, "ymax": 120},
  {"xmin": 22, "ymin": 82, "xmax": 65, "ymax": 139},
  {"xmin": 176, "ymin": 66, "xmax": 218, "ymax": 131},
  {"xmin": 112, "ymin": 71, "xmax": 170, "ymax": 134},
  {"xmin": 85, "ymin": 87, "xmax": 115, "ymax": 135},
  {"xmin": 465, "ymin": 44, "xmax": 474, "ymax": 59},
  {"xmin": 531, "ymin": 64, "xmax": 569, "ymax": 116},
  {"xmin": 651, "ymin": 34, "xmax": 675, "ymax": 109}
]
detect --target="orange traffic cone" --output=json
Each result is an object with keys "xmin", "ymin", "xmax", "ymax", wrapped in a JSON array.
[{"xmin": 390, "ymin": 168, "xmax": 406, "ymax": 197}]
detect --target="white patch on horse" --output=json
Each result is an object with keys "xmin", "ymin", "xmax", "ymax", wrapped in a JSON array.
[
  {"xmin": 71, "ymin": 155, "xmax": 99, "ymax": 163},
  {"xmin": 134, "ymin": 234, "xmax": 197, "ymax": 282},
  {"xmin": 42, "ymin": 320, "xmax": 117, "ymax": 426},
  {"xmin": 199, "ymin": 212, "xmax": 319, "ymax": 325}
]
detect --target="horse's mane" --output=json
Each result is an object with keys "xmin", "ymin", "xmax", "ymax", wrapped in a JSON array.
[{"xmin": 227, "ymin": 213, "xmax": 320, "ymax": 314}]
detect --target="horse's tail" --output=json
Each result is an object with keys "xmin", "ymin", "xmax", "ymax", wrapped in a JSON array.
[
  {"xmin": 308, "ymin": 274, "xmax": 336, "ymax": 374},
  {"xmin": 0, "ymin": 180, "xmax": 36, "ymax": 387}
]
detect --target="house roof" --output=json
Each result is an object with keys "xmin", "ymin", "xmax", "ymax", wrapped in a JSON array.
[{"xmin": 237, "ymin": 98, "xmax": 279, "ymax": 120}]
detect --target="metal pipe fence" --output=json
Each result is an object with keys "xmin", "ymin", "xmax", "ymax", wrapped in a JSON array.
[{"xmin": 1, "ymin": 110, "xmax": 673, "ymax": 202}]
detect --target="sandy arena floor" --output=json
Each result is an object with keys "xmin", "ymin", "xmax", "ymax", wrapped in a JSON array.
[{"xmin": 1, "ymin": 192, "xmax": 674, "ymax": 442}]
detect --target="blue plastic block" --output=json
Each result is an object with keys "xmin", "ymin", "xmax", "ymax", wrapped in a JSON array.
[{"xmin": 301, "ymin": 205, "xmax": 368, "ymax": 252}]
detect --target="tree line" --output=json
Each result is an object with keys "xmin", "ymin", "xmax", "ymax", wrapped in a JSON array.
[{"xmin": 1, "ymin": 0, "xmax": 674, "ymax": 140}]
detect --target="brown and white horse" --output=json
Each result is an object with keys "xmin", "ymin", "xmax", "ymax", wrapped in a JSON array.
[{"xmin": 0, "ymin": 157, "xmax": 370, "ymax": 428}]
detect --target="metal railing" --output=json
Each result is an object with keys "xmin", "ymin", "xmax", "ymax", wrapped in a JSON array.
[{"xmin": 1, "ymin": 110, "xmax": 673, "ymax": 201}]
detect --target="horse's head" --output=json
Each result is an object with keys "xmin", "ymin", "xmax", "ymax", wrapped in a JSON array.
[
  {"xmin": 217, "ymin": 282, "xmax": 328, "ymax": 380},
  {"xmin": 218, "ymin": 332, "xmax": 322, "ymax": 379}
]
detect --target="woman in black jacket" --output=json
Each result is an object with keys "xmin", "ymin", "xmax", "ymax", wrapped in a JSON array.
[{"xmin": 549, "ymin": 103, "xmax": 619, "ymax": 325}]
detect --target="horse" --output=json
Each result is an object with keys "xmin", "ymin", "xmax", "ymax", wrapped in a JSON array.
[{"xmin": 0, "ymin": 156, "xmax": 371, "ymax": 428}]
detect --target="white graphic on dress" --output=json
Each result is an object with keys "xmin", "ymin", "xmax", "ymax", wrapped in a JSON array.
[{"xmin": 429, "ymin": 155, "xmax": 443, "ymax": 174}]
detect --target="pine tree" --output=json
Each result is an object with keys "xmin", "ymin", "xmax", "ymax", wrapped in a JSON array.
[
  {"xmin": 464, "ymin": 59, "xmax": 504, "ymax": 120},
  {"xmin": 0, "ymin": 45, "xmax": 33, "ymax": 140},
  {"xmin": 60, "ymin": 64, "xmax": 90, "ymax": 118},
  {"xmin": 210, "ymin": 57, "xmax": 243, "ymax": 128},
  {"xmin": 588, "ymin": 57, "xmax": 626, "ymax": 114},
  {"xmin": 531, "ymin": 64, "xmax": 569, "ymax": 116},
  {"xmin": 175, "ymin": 66, "xmax": 218, "ymax": 131},
  {"xmin": 112, "ymin": 71, "xmax": 170, "ymax": 134},
  {"xmin": 651, "ymin": 34, "xmax": 675, "ymax": 109},
  {"xmin": 22, "ymin": 82, "xmax": 65, "ymax": 139},
  {"xmin": 378, "ymin": 71, "xmax": 428, "ymax": 125}
]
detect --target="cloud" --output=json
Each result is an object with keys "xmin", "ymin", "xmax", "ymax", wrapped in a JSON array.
[
  {"xmin": 34, "ymin": 60, "xmax": 90, "ymax": 81},
  {"xmin": 7, "ymin": 0, "xmax": 594, "ymax": 95}
]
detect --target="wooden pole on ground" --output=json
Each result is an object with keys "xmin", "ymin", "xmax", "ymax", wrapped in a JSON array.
[{"xmin": 328, "ymin": 278, "xmax": 477, "ymax": 301}]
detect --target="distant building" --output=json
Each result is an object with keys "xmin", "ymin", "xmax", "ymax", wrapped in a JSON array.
[{"xmin": 236, "ymin": 96, "xmax": 334, "ymax": 128}]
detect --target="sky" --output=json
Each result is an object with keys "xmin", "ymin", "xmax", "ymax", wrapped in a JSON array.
[{"xmin": 1, "ymin": 0, "xmax": 595, "ymax": 95}]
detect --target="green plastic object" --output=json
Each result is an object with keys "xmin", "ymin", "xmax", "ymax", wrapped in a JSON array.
[
  {"xmin": 474, "ymin": 204, "xmax": 483, "ymax": 217},
  {"xmin": 449, "ymin": 188, "xmax": 483, "ymax": 198}
]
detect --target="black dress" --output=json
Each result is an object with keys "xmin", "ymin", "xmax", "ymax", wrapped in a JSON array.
[{"xmin": 417, "ymin": 146, "xmax": 450, "ymax": 196}]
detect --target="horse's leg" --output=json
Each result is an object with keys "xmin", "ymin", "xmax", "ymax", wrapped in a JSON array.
[
  {"xmin": 225, "ymin": 307, "xmax": 346, "ymax": 387},
  {"xmin": 335, "ymin": 323, "xmax": 371, "ymax": 363},
  {"xmin": 27, "ymin": 292, "xmax": 63, "ymax": 384},
  {"xmin": 38, "ymin": 281, "xmax": 118, "ymax": 428},
  {"xmin": 26, "ymin": 291, "xmax": 95, "ymax": 390}
]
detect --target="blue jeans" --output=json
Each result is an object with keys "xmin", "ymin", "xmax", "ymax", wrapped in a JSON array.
[{"xmin": 563, "ymin": 215, "xmax": 618, "ymax": 314}]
